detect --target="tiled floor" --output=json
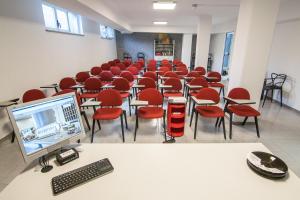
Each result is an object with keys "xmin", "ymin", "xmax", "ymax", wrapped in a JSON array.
[{"xmin": 0, "ymin": 98, "xmax": 300, "ymax": 192}]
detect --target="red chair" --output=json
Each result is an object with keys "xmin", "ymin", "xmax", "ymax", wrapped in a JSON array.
[
  {"xmin": 162, "ymin": 78, "xmax": 183, "ymax": 98},
  {"xmin": 112, "ymin": 78, "xmax": 132, "ymax": 116},
  {"xmin": 143, "ymin": 71, "xmax": 157, "ymax": 81},
  {"xmin": 76, "ymin": 72, "xmax": 90, "ymax": 83},
  {"xmin": 175, "ymin": 67, "xmax": 188, "ymax": 78},
  {"xmin": 207, "ymin": 71, "xmax": 225, "ymax": 96},
  {"xmin": 120, "ymin": 71, "xmax": 134, "ymax": 87},
  {"xmin": 134, "ymin": 88, "xmax": 166, "ymax": 141},
  {"xmin": 187, "ymin": 77, "xmax": 209, "ymax": 115},
  {"xmin": 91, "ymin": 66, "xmax": 102, "ymax": 76},
  {"xmin": 189, "ymin": 88, "xmax": 226, "ymax": 139},
  {"xmin": 173, "ymin": 59, "xmax": 181, "ymax": 65},
  {"xmin": 147, "ymin": 63, "xmax": 156, "ymax": 71},
  {"xmin": 80, "ymin": 77, "xmax": 102, "ymax": 100},
  {"xmin": 116, "ymin": 62, "xmax": 127, "ymax": 71},
  {"xmin": 22, "ymin": 89, "xmax": 46, "ymax": 103},
  {"xmin": 158, "ymin": 66, "xmax": 169, "ymax": 76},
  {"xmin": 138, "ymin": 78, "xmax": 156, "ymax": 90},
  {"xmin": 224, "ymin": 88, "xmax": 260, "ymax": 139},
  {"xmin": 99, "ymin": 71, "xmax": 113, "ymax": 85},
  {"xmin": 161, "ymin": 63, "xmax": 172, "ymax": 71},
  {"xmin": 110, "ymin": 66, "xmax": 121, "ymax": 76},
  {"xmin": 108, "ymin": 60, "xmax": 116, "ymax": 66},
  {"xmin": 164, "ymin": 71, "xmax": 179, "ymax": 79},
  {"xmin": 194, "ymin": 66, "xmax": 206, "ymax": 75},
  {"xmin": 127, "ymin": 66, "xmax": 139, "ymax": 78},
  {"xmin": 53, "ymin": 89, "xmax": 90, "ymax": 130},
  {"xmin": 123, "ymin": 59, "xmax": 131, "ymax": 67},
  {"xmin": 114, "ymin": 59, "xmax": 121, "ymax": 63},
  {"xmin": 101, "ymin": 63, "xmax": 110, "ymax": 71},
  {"xmin": 59, "ymin": 77, "xmax": 76, "ymax": 90},
  {"xmin": 91, "ymin": 89, "xmax": 128, "ymax": 143}
]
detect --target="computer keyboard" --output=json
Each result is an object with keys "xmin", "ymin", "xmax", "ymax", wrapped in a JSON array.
[{"xmin": 51, "ymin": 158, "xmax": 113, "ymax": 195}]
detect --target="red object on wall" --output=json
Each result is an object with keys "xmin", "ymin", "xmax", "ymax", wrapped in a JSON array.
[{"xmin": 167, "ymin": 102, "xmax": 185, "ymax": 138}]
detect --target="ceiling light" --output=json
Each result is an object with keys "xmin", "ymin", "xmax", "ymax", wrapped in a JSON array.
[
  {"xmin": 153, "ymin": 1, "xmax": 176, "ymax": 10},
  {"xmin": 153, "ymin": 21, "xmax": 168, "ymax": 25}
]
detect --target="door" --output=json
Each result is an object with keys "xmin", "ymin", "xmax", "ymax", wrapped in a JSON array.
[{"xmin": 222, "ymin": 32, "xmax": 233, "ymax": 75}]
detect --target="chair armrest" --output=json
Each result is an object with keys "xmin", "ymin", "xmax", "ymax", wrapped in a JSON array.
[
  {"xmin": 130, "ymin": 98, "xmax": 148, "ymax": 106},
  {"xmin": 191, "ymin": 96, "xmax": 216, "ymax": 105},
  {"xmin": 81, "ymin": 99, "xmax": 101, "ymax": 107},
  {"xmin": 224, "ymin": 97, "xmax": 256, "ymax": 105}
]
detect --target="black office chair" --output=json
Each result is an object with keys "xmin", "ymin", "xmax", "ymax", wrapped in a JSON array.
[{"xmin": 262, "ymin": 73, "xmax": 287, "ymax": 107}]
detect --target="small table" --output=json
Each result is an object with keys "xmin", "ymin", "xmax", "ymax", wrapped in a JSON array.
[
  {"xmin": 101, "ymin": 85, "xmax": 115, "ymax": 89},
  {"xmin": 185, "ymin": 84, "xmax": 203, "ymax": 98},
  {"xmin": 224, "ymin": 97, "xmax": 256, "ymax": 105},
  {"xmin": 71, "ymin": 84, "xmax": 84, "ymax": 89},
  {"xmin": 159, "ymin": 84, "xmax": 172, "ymax": 94},
  {"xmin": 191, "ymin": 96, "xmax": 216, "ymax": 105},
  {"xmin": 40, "ymin": 84, "xmax": 59, "ymax": 93}
]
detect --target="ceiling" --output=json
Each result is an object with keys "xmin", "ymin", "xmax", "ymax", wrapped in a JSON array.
[{"xmin": 99, "ymin": 0, "xmax": 241, "ymax": 27}]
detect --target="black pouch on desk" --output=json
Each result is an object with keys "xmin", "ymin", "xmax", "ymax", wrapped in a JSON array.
[{"xmin": 56, "ymin": 148, "xmax": 79, "ymax": 166}]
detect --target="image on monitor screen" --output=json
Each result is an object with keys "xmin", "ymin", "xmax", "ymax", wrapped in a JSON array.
[{"xmin": 11, "ymin": 96, "xmax": 82, "ymax": 156}]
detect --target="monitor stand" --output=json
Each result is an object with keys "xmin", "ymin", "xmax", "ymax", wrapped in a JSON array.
[{"xmin": 39, "ymin": 155, "xmax": 53, "ymax": 173}]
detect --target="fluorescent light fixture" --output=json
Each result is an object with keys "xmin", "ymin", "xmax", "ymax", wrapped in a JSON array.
[
  {"xmin": 153, "ymin": 1, "xmax": 176, "ymax": 10},
  {"xmin": 153, "ymin": 21, "xmax": 168, "ymax": 25}
]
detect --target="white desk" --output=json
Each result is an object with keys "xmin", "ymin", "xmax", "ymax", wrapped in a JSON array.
[{"xmin": 1, "ymin": 143, "xmax": 300, "ymax": 200}]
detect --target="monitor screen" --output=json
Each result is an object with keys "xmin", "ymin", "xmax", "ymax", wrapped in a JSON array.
[{"xmin": 10, "ymin": 95, "xmax": 83, "ymax": 156}]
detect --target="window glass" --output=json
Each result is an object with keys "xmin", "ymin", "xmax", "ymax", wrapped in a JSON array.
[
  {"xmin": 56, "ymin": 9, "xmax": 69, "ymax": 31},
  {"xmin": 42, "ymin": 4, "xmax": 56, "ymax": 29},
  {"xmin": 68, "ymin": 12, "xmax": 79, "ymax": 33}
]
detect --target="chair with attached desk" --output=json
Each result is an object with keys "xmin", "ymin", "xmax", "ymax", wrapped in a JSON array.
[
  {"xmin": 76, "ymin": 72, "xmax": 90, "ymax": 84},
  {"xmin": 127, "ymin": 66, "xmax": 139, "ymax": 79},
  {"xmin": 143, "ymin": 71, "xmax": 157, "ymax": 81},
  {"xmin": 110, "ymin": 66, "xmax": 121, "ymax": 76},
  {"xmin": 133, "ymin": 88, "xmax": 166, "ymax": 142},
  {"xmin": 108, "ymin": 60, "xmax": 116, "ymax": 66},
  {"xmin": 120, "ymin": 71, "xmax": 135, "ymax": 87},
  {"xmin": 112, "ymin": 78, "xmax": 132, "ymax": 116},
  {"xmin": 223, "ymin": 87, "xmax": 260, "ymax": 139},
  {"xmin": 262, "ymin": 73, "xmax": 287, "ymax": 107},
  {"xmin": 157, "ymin": 66, "xmax": 169, "ymax": 76},
  {"xmin": 79, "ymin": 77, "xmax": 103, "ymax": 101},
  {"xmin": 190, "ymin": 88, "xmax": 226, "ymax": 140},
  {"xmin": 59, "ymin": 77, "xmax": 77, "ymax": 90},
  {"xmin": 22, "ymin": 89, "xmax": 46, "ymax": 103},
  {"xmin": 207, "ymin": 71, "xmax": 225, "ymax": 96},
  {"xmin": 163, "ymin": 71, "xmax": 180, "ymax": 79},
  {"xmin": 186, "ymin": 77, "xmax": 209, "ymax": 115},
  {"xmin": 194, "ymin": 66, "xmax": 206, "ymax": 75},
  {"xmin": 91, "ymin": 89, "xmax": 128, "ymax": 143},
  {"xmin": 101, "ymin": 63, "xmax": 111, "ymax": 71},
  {"xmin": 53, "ymin": 89, "xmax": 91, "ymax": 130},
  {"xmin": 99, "ymin": 71, "xmax": 114, "ymax": 85},
  {"xmin": 116, "ymin": 62, "xmax": 127, "ymax": 71},
  {"xmin": 162, "ymin": 78, "xmax": 183, "ymax": 98},
  {"xmin": 90, "ymin": 66, "xmax": 102, "ymax": 76}
]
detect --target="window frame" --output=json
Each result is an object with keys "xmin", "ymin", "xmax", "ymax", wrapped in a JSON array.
[
  {"xmin": 99, "ymin": 25, "xmax": 115, "ymax": 40},
  {"xmin": 42, "ymin": 2, "xmax": 84, "ymax": 36}
]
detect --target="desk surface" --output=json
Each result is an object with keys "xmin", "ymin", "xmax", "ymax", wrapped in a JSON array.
[{"xmin": 1, "ymin": 143, "xmax": 300, "ymax": 200}]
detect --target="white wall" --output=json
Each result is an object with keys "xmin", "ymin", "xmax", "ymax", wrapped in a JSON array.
[
  {"xmin": 267, "ymin": 19, "xmax": 300, "ymax": 110},
  {"xmin": 0, "ymin": 0, "xmax": 117, "ymax": 139},
  {"xmin": 209, "ymin": 33, "xmax": 226, "ymax": 73}
]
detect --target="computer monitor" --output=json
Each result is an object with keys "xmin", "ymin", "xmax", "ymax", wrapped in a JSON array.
[{"xmin": 7, "ymin": 93, "xmax": 85, "ymax": 163}]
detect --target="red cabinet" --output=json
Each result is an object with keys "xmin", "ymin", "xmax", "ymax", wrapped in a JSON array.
[{"xmin": 167, "ymin": 97, "xmax": 186, "ymax": 139}]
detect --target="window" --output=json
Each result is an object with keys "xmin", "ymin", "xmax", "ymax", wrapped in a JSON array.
[
  {"xmin": 100, "ymin": 25, "xmax": 115, "ymax": 39},
  {"xmin": 42, "ymin": 3, "xmax": 83, "ymax": 35}
]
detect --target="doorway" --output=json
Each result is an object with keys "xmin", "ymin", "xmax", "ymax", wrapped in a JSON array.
[{"xmin": 222, "ymin": 32, "xmax": 234, "ymax": 75}]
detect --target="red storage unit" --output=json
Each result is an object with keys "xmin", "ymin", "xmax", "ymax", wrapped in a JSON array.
[{"xmin": 167, "ymin": 97, "xmax": 186, "ymax": 139}]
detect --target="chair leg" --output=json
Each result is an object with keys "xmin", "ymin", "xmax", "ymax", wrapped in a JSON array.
[
  {"xmin": 190, "ymin": 108, "xmax": 194, "ymax": 127},
  {"xmin": 97, "ymin": 120, "xmax": 101, "ymax": 130},
  {"xmin": 128, "ymin": 96, "xmax": 131, "ymax": 116},
  {"xmin": 163, "ymin": 110, "xmax": 167, "ymax": 142},
  {"xmin": 242, "ymin": 117, "xmax": 248, "ymax": 125},
  {"xmin": 81, "ymin": 111, "xmax": 90, "ymax": 130},
  {"xmin": 222, "ymin": 117, "xmax": 226, "ymax": 140},
  {"xmin": 11, "ymin": 132, "xmax": 15, "ymax": 143},
  {"xmin": 91, "ymin": 119, "xmax": 95, "ymax": 143},
  {"xmin": 262, "ymin": 89, "xmax": 268, "ymax": 107},
  {"xmin": 280, "ymin": 89, "xmax": 283, "ymax": 107},
  {"xmin": 123, "ymin": 110, "xmax": 128, "ymax": 129},
  {"xmin": 120, "ymin": 114, "xmax": 125, "ymax": 143},
  {"xmin": 229, "ymin": 113, "xmax": 233, "ymax": 139},
  {"xmin": 134, "ymin": 115, "xmax": 139, "ymax": 141},
  {"xmin": 194, "ymin": 112, "xmax": 199, "ymax": 139},
  {"xmin": 222, "ymin": 87, "xmax": 225, "ymax": 97},
  {"xmin": 254, "ymin": 116, "xmax": 260, "ymax": 138},
  {"xmin": 219, "ymin": 87, "xmax": 222, "ymax": 95},
  {"xmin": 188, "ymin": 96, "xmax": 192, "ymax": 116},
  {"xmin": 271, "ymin": 89, "xmax": 273, "ymax": 102},
  {"xmin": 215, "ymin": 118, "xmax": 219, "ymax": 127}
]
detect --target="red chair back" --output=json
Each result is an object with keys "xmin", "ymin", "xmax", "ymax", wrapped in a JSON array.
[
  {"xmin": 114, "ymin": 59, "xmax": 121, "ymax": 63},
  {"xmin": 158, "ymin": 67, "xmax": 169, "ymax": 75},
  {"xmin": 194, "ymin": 66, "xmax": 206, "ymax": 75},
  {"xmin": 138, "ymin": 78, "xmax": 156, "ymax": 90},
  {"xmin": 196, "ymin": 88, "xmax": 220, "ymax": 104},
  {"xmin": 190, "ymin": 77, "xmax": 209, "ymax": 87},
  {"xmin": 147, "ymin": 63, "xmax": 156, "ymax": 71},
  {"xmin": 143, "ymin": 71, "xmax": 156, "ymax": 81},
  {"xmin": 161, "ymin": 64, "xmax": 172, "ymax": 70},
  {"xmin": 116, "ymin": 63, "xmax": 127, "ymax": 70},
  {"xmin": 108, "ymin": 60, "xmax": 116, "ymax": 66},
  {"xmin": 59, "ymin": 77, "xmax": 76, "ymax": 90},
  {"xmin": 84, "ymin": 77, "xmax": 102, "ymax": 91},
  {"xmin": 164, "ymin": 78, "xmax": 182, "ymax": 91},
  {"xmin": 187, "ymin": 71, "xmax": 202, "ymax": 78},
  {"xmin": 100, "ymin": 71, "xmax": 113, "ymax": 82},
  {"xmin": 110, "ymin": 66, "xmax": 121, "ymax": 76},
  {"xmin": 207, "ymin": 71, "xmax": 222, "ymax": 82},
  {"xmin": 127, "ymin": 66, "xmax": 139, "ymax": 75},
  {"xmin": 76, "ymin": 72, "xmax": 90, "ymax": 83},
  {"xmin": 164, "ymin": 71, "xmax": 179, "ymax": 78},
  {"xmin": 97, "ymin": 89, "xmax": 122, "ymax": 106},
  {"xmin": 22, "ymin": 89, "xmax": 46, "ymax": 103},
  {"xmin": 91, "ymin": 66, "xmax": 102, "ymax": 76},
  {"xmin": 138, "ymin": 88, "xmax": 163, "ymax": 105},
  {"xmin": 53, "ymin": 89, "xmax": 80, "ymax": 105},
  {"xmin": 120, "ymin": 71, "xmax": 134, "ymax": 82},
  {"xmin": 112, "ymin": 78, "xmax": 130, "ymax": 91},
  {"xmin": 123, "ymin": 60, "xmax": 131, "ymax": 67},
  {"xmin": 101, "ymin": 63, "xmax": 110, "ymax": 71},
  {"xmin": 228, "ymin": 88, "xmax": 250, "ymax": 100}
]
